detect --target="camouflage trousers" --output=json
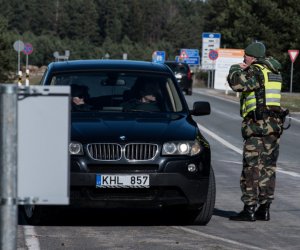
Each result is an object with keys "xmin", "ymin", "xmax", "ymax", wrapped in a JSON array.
[{"xmin": 241, "ymin": 134, "xmax": 280, "ymax": 205}]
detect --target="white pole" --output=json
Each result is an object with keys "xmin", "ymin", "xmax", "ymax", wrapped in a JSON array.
[{"xmin": 17, "ymin": 50, "xmax": 21, "ymax": 75}]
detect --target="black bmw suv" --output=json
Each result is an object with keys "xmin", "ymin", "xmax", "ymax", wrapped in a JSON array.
[{"xmin": 24, "ymin": 60, "xmax": 215, "ymax": 225}]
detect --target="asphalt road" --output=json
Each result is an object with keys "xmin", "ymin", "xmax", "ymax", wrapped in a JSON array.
[{"xmin": 17, "ymin": 89, "xmax": 300, "ymax": 250}]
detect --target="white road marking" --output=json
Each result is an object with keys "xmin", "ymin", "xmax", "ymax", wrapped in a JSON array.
[
  {"xmin": 197, "ymin": 123, "xmax": 300, "ymax": 178},
  {"xmin": 291, "ymin": 116, "xmax": 300, "ymax": 123},
  {"xmin": 173, "ymin": 226, "xmax": 265, "ymax": 250},
  {"xmin": 24, "ymin": 226, "xmax": 41, "ymax": 250},
  {"xmin": 277, "ymin": 167, "xmax": 300, "ymax": 177},
  {"xmin": 197, "ymin": 123, "xmax": 243, "ymax": 155},
  {"xmin": 218, "ymin": 159, "xmax": 241, "ymax": 164}
]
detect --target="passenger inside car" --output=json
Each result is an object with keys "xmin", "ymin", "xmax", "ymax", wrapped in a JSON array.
[{"xmin": 71, "ymin": 84, "xmax": 93, "ymax": 111}]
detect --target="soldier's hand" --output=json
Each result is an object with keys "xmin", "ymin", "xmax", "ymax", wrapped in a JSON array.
[
  {"xmin": 229, "ymin": 64, "xmax": 242, "ymax": 72},
  {"xmin": 239, "ymin": 63, "xmax": 249, "ymax": 69}
]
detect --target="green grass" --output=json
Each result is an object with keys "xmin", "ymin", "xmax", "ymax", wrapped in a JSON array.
[
  {"xmin": 28, "ymin": 75, "xmax": 42, "ymax": 85},
  {"xmin": 281, "ymin": 93, "xmax": 300, "ymax": 112}
]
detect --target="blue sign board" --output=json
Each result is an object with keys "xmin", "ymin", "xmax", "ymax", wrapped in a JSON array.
[
  {"xmin": 176, "ymin": 56, "xmax": 200, "ymax": 65},
  {"xmin": 180, "ymin": 49, "xmax": 199, "ymax": 57},
  {"xmin": 152, "ymin": 51, "xmax": 165, "ymax": 63},
  {"xmin": 202, "ymin": 33, "xmax": 221, "ymax": 39},
  {"xmin": 184, "ymin": 56, "xmax": 200, "ymax": 65}
]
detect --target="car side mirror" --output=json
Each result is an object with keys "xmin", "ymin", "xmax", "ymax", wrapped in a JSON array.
[{"xmin": 190, "ymin": 101, "xmax": 211, "ymax": 116}]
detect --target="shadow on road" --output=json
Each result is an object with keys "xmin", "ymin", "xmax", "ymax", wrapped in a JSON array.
[
  {"xmin": 19, "ymin": 207, "xmax": 239, "ymax": 226},
  {"xmin": 19, "ymin": 206, "xmax": 199, "ymax": 227},
  {"xmin": 213, "ymin": 208, "xmax": 237, "ymax": 218}
]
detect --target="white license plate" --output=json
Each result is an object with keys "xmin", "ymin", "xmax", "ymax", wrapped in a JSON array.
[{"xmin": 96, "ymin": 174, "xmax": 150, "ymax": 188}]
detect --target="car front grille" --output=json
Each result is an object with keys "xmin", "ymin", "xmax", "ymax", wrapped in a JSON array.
[
  {"xmin": 125, "ymin": 143, "xmax": 157, "ymax": 160},
  {"xmin": 87, "ymin": 143, "xmax": 122, "ymax": 161},
  {"xmin": 87, "ymin": 143, "xmax": 158, "ymax": 161}
]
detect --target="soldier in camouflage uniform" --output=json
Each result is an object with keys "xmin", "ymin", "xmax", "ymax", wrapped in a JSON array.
[{"xmin": 227, "ymin": 42, "xmax": 285, "ymax": 221}]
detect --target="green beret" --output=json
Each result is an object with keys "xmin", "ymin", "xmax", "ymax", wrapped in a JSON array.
[{"xmin": 245, "ymin": 42, "xmax": 266, "ymax": 58}]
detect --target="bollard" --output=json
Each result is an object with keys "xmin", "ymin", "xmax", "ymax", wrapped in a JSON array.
[
  {"xmin": 225, "ymin": 82, "xmax": 229, "ymax": 95},
  {"xmin": 18, "ymin": 71, "xmax": 22, "ymax": 86},
  {"xmin": 25, "ymin": 69, "xmax": 30, "ymax": 86},
  {"xmin": 0, "ymin": 84, "xmax": 18, "ymax": 250}
]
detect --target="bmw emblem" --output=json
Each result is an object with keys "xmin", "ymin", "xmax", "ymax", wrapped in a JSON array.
[{"xmin": 120, "ymin": 135, "xmax": 126, "ymax": 141}]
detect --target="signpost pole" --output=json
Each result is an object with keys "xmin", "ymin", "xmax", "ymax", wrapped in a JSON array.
[
  {"xmin": 17, "ymin": 50, "xmax": 21, "ymax": 74},
  {"xmin": 288, "ymin": 50, "xmax": 299, "ymax": 93},
  {"xmin": 0, "ymin": 84, "xmax": 18, "ymax": 250},
  {"xmin": 290, "ymin": 62, "xmax": 294, "ymax": 93}
]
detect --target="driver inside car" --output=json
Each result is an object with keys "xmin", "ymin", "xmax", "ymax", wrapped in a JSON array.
[{"xmin": 122, "ymin": 81, "xmax": 161, "ymax": 112}]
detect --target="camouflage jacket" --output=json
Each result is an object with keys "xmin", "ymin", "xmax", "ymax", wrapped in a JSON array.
[
  {"xmin": 227, "ymin": 57, "xmax": 281, "ymax": 92},
  {"xmin": 227, "ymin": 57, "xmax": 283, "ymax": 139}
]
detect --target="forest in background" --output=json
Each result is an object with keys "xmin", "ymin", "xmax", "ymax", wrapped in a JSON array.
[{"xmin": 0, "ymin": 0, "xmax": 300, "ymax": 92}]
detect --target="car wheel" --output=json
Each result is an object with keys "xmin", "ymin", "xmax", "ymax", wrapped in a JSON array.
[
  {"xmin": 22, "ymin": 205, "xmax": 45, "ymax": 225},
  {"xmin": 188, "ymin": 167, "xmax": 216, "ymax": 225}
]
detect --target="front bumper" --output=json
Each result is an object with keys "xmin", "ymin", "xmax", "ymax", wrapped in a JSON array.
[
  {"xmin": 70, "ymin": 172, "xmax": 209, "ymax": 208},
  {"xmin": 69, "ymin": 144, "xmax": 211, "ymax": 209}
]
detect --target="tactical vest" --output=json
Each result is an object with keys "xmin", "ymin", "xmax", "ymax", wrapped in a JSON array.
[{"xmin": 241, "ymin": 64, "xmax": 282, "ymax": 118}]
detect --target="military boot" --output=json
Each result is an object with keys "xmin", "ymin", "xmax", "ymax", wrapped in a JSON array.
[
  {"xmin": 255, "ymin": 203, "xmax": 271, "ymax": 221},
  {"xmin": 229, "ymin": 205, "xmax": 256, "ymax": 221}
]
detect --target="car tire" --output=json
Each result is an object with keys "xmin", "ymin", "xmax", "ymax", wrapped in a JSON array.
[
  {"xmin": 22, "ymin": 205, "xmax": 46, "ymax": 225},
  {"xmin": 187, "ymin": 167, "xmax": 216, "ymax": 225}
]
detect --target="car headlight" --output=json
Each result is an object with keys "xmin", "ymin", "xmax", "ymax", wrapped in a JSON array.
[
  {"xmin": 162, "ymin": 141, "xmax": 201, "ymax": 156},
  {"xmin": 175, "ymin": 73, "xmax": 182, "ymax": 79},
  {"xmin": 69, "ymin": 142, "xmax": 83, "ymax": 155}
]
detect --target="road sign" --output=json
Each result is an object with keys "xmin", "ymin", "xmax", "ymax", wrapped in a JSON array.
[
  {"xmin": 185, "ymin": 57, "xmax": 200, "ymax": 65},
  {"xmin": 23, "ymin": 43, "xmax": 33, "ymax": 55},
  {"xmin": 288, "ymin": 50, "xmax": 299, "ymax": 63},
  {"xmin": 202, "ymin": 33, "xmax": 221, "ymax": 69},
  {"xmin": 180, "ymin": 49, "xmax": 199, "ymax": 57},
  {"xmin": 152, "ymin": 51, "xmax": 165, "ymax": 63},
  {"xmin": 288, "ymin": 50, "xmax": 299, "ymax": 93},
  {"xmin": 208, "ymin": 50, "xmax": 218, "ymax": 60},
  {"xmin": 180, "ymin": 50, "xmax": 188, "ymax": 59},
  {"xmin": 13, "ymin": 40, "xmax": 24, "ymax": 52},
  {"xmin": 176, "ymin": 56, "xmax": 200, "ymax": 65}
]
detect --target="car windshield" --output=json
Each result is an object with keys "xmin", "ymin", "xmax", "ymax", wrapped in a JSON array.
[
  {"xmin": 165, "ymin": 63, "xmax": 187, "ymax": 74},
  {"xmin": 50, "ymin": 71, "xmax": 184, "ymax": 113}
]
